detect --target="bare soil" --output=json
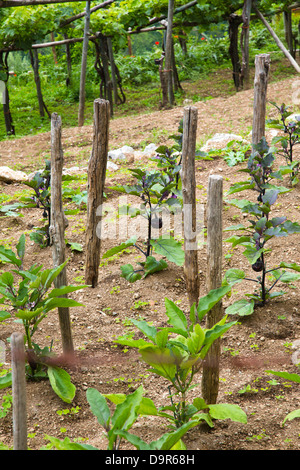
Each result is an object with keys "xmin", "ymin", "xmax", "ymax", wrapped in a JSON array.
[{"xmin": 0, "ymin": 68, "xmax": 300, "ymax": 451}]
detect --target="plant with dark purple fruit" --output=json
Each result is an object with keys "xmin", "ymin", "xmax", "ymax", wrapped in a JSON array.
[
  {"xmin": 224, "ymin": 138, "xmax": 300, "ymax": 316},
  {"xmin": 267, "ymin": 102, "xmax": 300, "ymax": 186}
]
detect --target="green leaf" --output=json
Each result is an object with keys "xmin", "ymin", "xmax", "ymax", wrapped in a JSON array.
[
  {"xmin": 282, "ymin": 409, "xmax": 300, "ymax": 426},
  {"xmin": 68, "ymin": 242, "xmax": 83, "ymax": 252},
  {"xmin": 164, "ymin": 298, "xmax": 187, "ymax": 335},
  {"xmin": 151, "ymin": 237, "xmax": 184, "ymax": 266},
  {"xmin": 0, "ymin": 246, "xmax": 22, "ymax": 267},
  {"xmin": 0, "ymin": 310, "xmax": 11, "ymax": 322},
  {"xmin": 197, "ymin": 285, "xmax": 232, "ymax": 321},
  {"xmin": 86, "ymin": 388, "xmax": 111, "ymax": 429},
  {"xmin": 47, "ymin": 366, "xmax": 76, "ymax": 403},
  {"xmin": 266, "ymin": 370, "xmax": 300, "ymax": 384},
  {"xmin": 223, "ymin": 268, "xmax": 246, "ymax": 286},
  {"xmin": 130, "ymin": 318, "xmax": 157, "ymax": 342},
  {"xmin": 0, "ymin": 372, "xmax": 12, "ymax": 389},
  {"xmin": 43, "ymin": 297, "xmax": 84, "ymax": 313},
  {"xmin": 102, "ymin": 237, "xmax": 137, "ymax": 259},
  {"xmin": 225, "ymin": 299, "xmax": 255, "ymax": 316},
  {"xmin": 16, "ymin": 234, "xmax": 26, "ymax": 261},
  {"xmin": 0, "ymin": 272, "xmax": 14, "ymax": 287},
  {"xmin": 139, "ymin": 345, "xmax": 177, "ymax": 381},
  {"xmin": 208, "ymin": 403, "xmax": 247, "ymax": 424},
  {"xmin": 279, "ymin": 262, "xmax": 300, "ymax": 272},
  {"xmin": 44, "ymin": 435, "xmax": 98, "ymax": 450},
  {"xmin": 47, "ymin": 285, "xmax": 88, "ymax": 298},
  {"xmin": 120, "ymin": 264, "xmax": 142, "ymax": 283},
  {"xmin": 243, "ymin": 246, "xmax": 264, "ymax": 264},
  {"xmin": 110, "ymin": 385, "xmax": 144, "ymax": 438},
  {"xmin": 142, "ymin": 256, "xmax": 168, "ymax": 278}
]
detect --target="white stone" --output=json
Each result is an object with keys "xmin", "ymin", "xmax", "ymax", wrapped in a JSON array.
[
  {"xmin": 143, "ymin": 143, "xmax": 158, "ymax": 156},
  {"xmin": 0, "ymin": 166, "xmax": 28, "ymax": 184},
  {"xmin": 107, "ymin": 161, "xmax": 118, "ymax": 171},
  {"xmin": 201, "ymin": 133, "xmax": 248, "ymax": 152}
]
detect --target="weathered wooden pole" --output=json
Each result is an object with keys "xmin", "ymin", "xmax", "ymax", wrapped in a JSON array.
[
  {"xmin": 201, "ymin": 175, "xmax": 223, "ymax": 405},
  {"xmin": 254, "ymin": 6, "xmax": 300, "ymax": 73},
  {"xmin": 252, "ymin": 53, "xmax": 270, "ymax": 148},
  {"xmin": 49, "ymin": 113, "xmax": 74, "ymax": 355},
  {"xmin": 11, "ymin": 331, "xmax": 27, "ymax": 450},
  {"xmin": 85, "ymin": 99, "xmax": 110, "ymax": 287},
  {"xmin": 181, "ymin": 106, "xmax": 199, "ymax": 308},
  {"xmin": 78, "ymin": 0, "xmax": 91, "ymax": 127}
]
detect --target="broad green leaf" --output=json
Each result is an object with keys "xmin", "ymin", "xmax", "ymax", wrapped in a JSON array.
[
  {"xmin": 120, "ymin": 264, "xmax": 142, "ymax": 283},
  {"xmin": 223, "ymin": 268, "xmax": 246, "ymax": 286},
  {"xmin": 102, "ymin": 237, "xmax": 137, "ymax": 259},
  {"xmin": 225, "ymin": 299, "xmax": 255, "ymax": 316},
  {"xmin": 208, "ymin": 403, "xmax": 247, "ymax": 424},
  {"xmin": 0, "ymin": 272, "xmax": 14, "ymax": 287},
  {"xmin": 130, "ymin": 318, "xmax": 157, "ymax": 342},
  {"xmin": 0, "ymin": 372, "xmax": 12, "ymax": 389},
  {"xmin": 47, "ymin": 366, "xmax": 76, "ymax": 403},
  {"xmin": 86, "ymin": 388, "xmax": 111, "ymax": 429},
  {"xmin": 110, "ymin": 385, "xmax": 144, "ymax": 435},
  {"xmin": 44, "ymin": 435, "xmax": 98, "ymax": 450},
  {"xmin": 280, "ymin": 262, "xmax": 300, "ymax": 272},
  {"xmin": 266, "ymin": 370, "xmax": 300, "ymax": 384},
  {"xmin": 197, "ymin": 285, "xmax": 232, "ymax": 321},
  {"xmin": 139, "ymin": 345, "xmax": 177, "ymax": 381},
  {"xmin": 68, "ymin": 242, "xmax": 83, "ymax": 252},
  {"xmin": 282, "ymin": 409, "xmax": 300, "ymax": 426},
  {"xmin": 151, "ymin": 237, "xmax": 184, "ymax": 266},
  {"xmin": 243, "ymin": 246, "xmax": 264, "ymax": 264},
  {"xmin": 164, "ymin": 298, "xmax": 187, "ymax": 335},
  {"xmin": 44, "ymin": 262, "xmax": 68, "ymax": 289},
  {"xmin": 0, "ymin": 310, "xmax": 11, "ymax": 321},
  {"xmin": 0, "ymin": 246, "xmax": 22, "ymax": 267},
  {"xmin": 16, "ymin": 234, "xmax": 26, "ymax": 261},
  {"xmin": 115, "ymin": 337, "xmax": 150, "ymax": 349},
  {"xmin": 155, "ymin": 328, "xmax": 169, "ymax": 348},
  {"xmin": 47, "ymin": 285, "xmax": 89, "ymax": 298},
  {"xmin": 142, "ymin": 256, "xmax": 168, "ymax": 278},
  {"xmin": 43, "ymin": 297, "xmax": 84, "ymax": 313},
  {"xmin": 201, "ymin": 321, "xmax": 237, "ymax": 358},
  {"xmin": 225, "ymin": 235, "xmax": 250, "ymax": 248}
]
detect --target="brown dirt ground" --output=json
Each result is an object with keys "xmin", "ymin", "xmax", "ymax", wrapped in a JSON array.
[{"xmin": 0, "ymin": 68, "xmax": 300, "ymax": 452}]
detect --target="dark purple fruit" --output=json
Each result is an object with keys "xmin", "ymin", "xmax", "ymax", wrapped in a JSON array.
[
  {"xmin": 151, "ymin": 216, "xmax": 163, "ymax": 229},
  {"xmin": 252, "ymin": 258, "xmax": 264, "ymax": 272}
]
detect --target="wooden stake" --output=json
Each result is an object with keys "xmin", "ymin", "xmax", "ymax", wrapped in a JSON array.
[
  {"xmin": 252, "ymin": 53, "xmax": 270, "ymax": 148},
  {"xmin": 50, "ymin": 113, "xmax": 74, "ymax": 354},
  {"xmin": 201, "ymin": 175, "xmax": 223, "ymax": 405},
  {"xmin": 254, "ymin": 6, "xmax": 300, "ymax": 73},
  {"xmin": 85, "ymin": 99, "xmax": 110, "ymax": 287},
  {"xmin": 11, "ymin": 331, "xmax": 27, "ymax": 450},
  {"xmin": 181, "ymin": 106, "xmax": 199, "ymax": 307}
]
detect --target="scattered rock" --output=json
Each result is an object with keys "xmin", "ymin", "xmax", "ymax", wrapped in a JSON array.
[
  {"xmin": 0, "ymin": 166, "xmax": 28, "ymax": 184},
  {"xmin": 200, "ymin": 133, "xmax": 248, "ymax": 152}
]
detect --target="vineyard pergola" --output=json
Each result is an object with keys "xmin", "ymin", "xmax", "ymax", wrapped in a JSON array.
[{"xmin": 0, "ymin": 0, "xmax": 299, "ymax": 133}]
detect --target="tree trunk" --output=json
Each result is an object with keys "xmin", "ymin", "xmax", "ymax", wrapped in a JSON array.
[
  {"xmin": 85, "ymin": 99, "xmax": 110, "ymax": 288},
  {"xmin": 284, "ymin": 10, "xmax": 294, "ymax": 58},
  {"xmin": 49, "ymin": 113, "xmax": 74, "ymax": 355},
  {"xmin": 240, "ymin": 0, "xmax": 252, "ymax": 89},
  {"xmin": 64, "ymin": 33, "xmax": 72, "ymax": 86},
  {"xmin": 181, "ymin": 106, "xmax": 199, "ymax": 307},
  {"xmin": 201, "ymin": 175, "xmax": 223, "ymax": 405},
  {"xmin": 228, "ymin": 13, "xmax": 243, "ymax": 91},
  {"xmin": 50, "ymin": 31, "xmax": 57, "ymax": 63},
  {"xmin": 78, "ymin": 0, "xmax": 91, "ymax": 127},
  {"xmin": 99, "ymin": 35, "xmax": 113, "ymax": 117},
  {"xmin": 107, "ymin": 37, "xmax": 118, "ymax": 106},
  {"xmin": 164, "ymin": 0, "xmax": 175, "ymax": 106},
  {"xmin": 29, "ymin": 49, "xmax": 50, "ymax": 118},
  {"xmin": 252, "ymin": 54, "xmax": 270, "ymax": 148},
  {"xmin": 1, "ymin": 52, "xmax": 15, "ymax": 135}
]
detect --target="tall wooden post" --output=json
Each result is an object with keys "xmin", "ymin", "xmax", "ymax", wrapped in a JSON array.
[
  {"xmin": 78, "ymin": 0, "xmax": 91, "ymax": 127},
  {"xmin": 201, "ymin": 175, "xmax": 223, "ymax": 405},
  {"xmin": 252, "ymin": 54, "xmax": 270, "ymax": 148},
  {"xmin": 50, "ymin": 113, "xmax": 74, "ymax": 354},
  {"xmin": 85, "ymin": 99, "xmax": 110, "ymax": 287},
  {"xmin": 181, "ymin": 106, "xmax": 199, "ymax": 307},
  {"xmin": 11, "ymin": 332, "xmax": 27, "ymax": 450}
]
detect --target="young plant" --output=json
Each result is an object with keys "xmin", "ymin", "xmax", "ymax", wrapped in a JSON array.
[
  {"xmin": 0, "ymin": 234, "xmax": 87, "ymax": 402},
  {"xmin": 115, "ymin": 287, "xmax": 247, "ymax": 430},
  {"xmin": 266, "ymin": 369, "xmax": 300, "ymax": 426},
  {"xmin": 104, "ymin": 167, "xmax": 184, "ymax": 282},
  {"xmin": 267, "ymin": 102, "xmax": 300, "ymax": 186},
  {"xmin": 224, "ymin": 138, "xmax": 300, "ymax": 315}
]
